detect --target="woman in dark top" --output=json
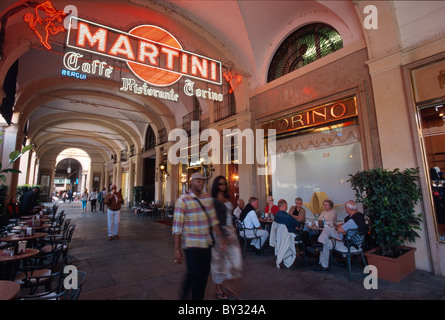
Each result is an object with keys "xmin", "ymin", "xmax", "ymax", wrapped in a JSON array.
[{"xmin": 210, "ymin": 176, "xmax": 242, "ymax": 300}]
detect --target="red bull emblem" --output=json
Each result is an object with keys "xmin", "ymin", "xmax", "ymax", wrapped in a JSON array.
[{"xmin": 23, "ymin": 1, "xmax": 67, "ymax": 50}]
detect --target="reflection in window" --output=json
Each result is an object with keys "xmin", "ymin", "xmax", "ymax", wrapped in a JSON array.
[{"xmin": 267, "ymin": 23, "xmax": 343, "ymax": 82}]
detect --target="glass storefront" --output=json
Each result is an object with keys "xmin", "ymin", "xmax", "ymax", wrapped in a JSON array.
[
  {"xmin": 272, "ymin": 141, "xmax": 362, "ymax": 220},
  {"xmin": 418, "ymin": 103, "xmax": 445, "ymax": 241}
]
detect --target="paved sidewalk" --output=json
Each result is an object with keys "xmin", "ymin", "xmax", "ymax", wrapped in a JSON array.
[{"xmin": 55, "ymin": 202, "xmax": 445, "ymax": 300}]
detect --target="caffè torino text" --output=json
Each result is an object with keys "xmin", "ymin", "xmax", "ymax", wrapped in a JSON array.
[{"xmin": 261, "ymin": 97, "xmax": 357, "ymax": 135}]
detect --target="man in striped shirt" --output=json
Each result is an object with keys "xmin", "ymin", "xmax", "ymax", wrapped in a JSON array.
[{"xmin": 173, "ymin": 172, "xmax": 225, "ymax": 300}]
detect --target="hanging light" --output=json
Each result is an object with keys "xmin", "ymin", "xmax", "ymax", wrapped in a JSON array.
[{"xmin": 67, "ymin": 159, "xmax": 72, "ymax": 174}]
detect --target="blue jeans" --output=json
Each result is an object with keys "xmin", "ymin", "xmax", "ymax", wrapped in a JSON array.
[
  {"xmin": 107, "ymin": 209, "xmax": 120, "ymax": 237},
  {"xmin": 81, "ymin": 200, "xmax": 87, "ymax": 211}
]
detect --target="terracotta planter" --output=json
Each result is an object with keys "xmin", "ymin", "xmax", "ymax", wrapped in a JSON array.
[{"xmin": 364, "ymin": 247, "xmax": 416, "ymax": 283}]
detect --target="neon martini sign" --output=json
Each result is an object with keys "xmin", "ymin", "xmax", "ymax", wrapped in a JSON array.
[
  {"xmin": 65, "ymin": 16, "xmax": 222, "ymax": 87},
  {"xmin": 23, "ymin": 2, "xmax": 234, "ymax": 101}
]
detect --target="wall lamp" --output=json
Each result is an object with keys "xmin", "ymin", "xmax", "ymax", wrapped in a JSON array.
[
  {"xmin": 159, "ymin": 162, "xmax": 169, "ymax": 182},
  {"xmin": 200, "ymin": 157, "xmax": 215, "ymax": 180}
]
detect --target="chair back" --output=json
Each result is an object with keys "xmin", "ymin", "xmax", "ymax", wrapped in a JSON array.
[
  {"xmin": 344, "ymin": 229, "xmax": 366, "ymax": 250},
  {"xmin": 235, "ymin": 218, "xmax": 244, "ymax": 233},
  {"xmin": 62, "ymin": 270, "xmax": 86, "ymax": 300}
]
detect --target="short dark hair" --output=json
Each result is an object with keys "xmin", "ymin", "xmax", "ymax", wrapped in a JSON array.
[
  {"xmin": 278, "ymin": 199, "xmax": 287, "ymax": 208},
  {"xmin": 248, "ymin": 196, "xmax": 258, "ymax": 204}
]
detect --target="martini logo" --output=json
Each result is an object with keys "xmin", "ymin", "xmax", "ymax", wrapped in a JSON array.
[{"xmin": 66, "ymin": 17, "xmax": 222, "ymax": 87}]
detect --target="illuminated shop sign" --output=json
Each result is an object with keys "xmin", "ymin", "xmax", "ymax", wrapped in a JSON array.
[
  {"xmin": 261, "ymin": 97, "xmax": 358, "ymax": 136},
  {"xmin": 65, "ymin": 17, "xmax": 222, "ymax": 87},
  {"xmin": 25, "ymin": 2, "xmax": 230, "ymax": 102}
]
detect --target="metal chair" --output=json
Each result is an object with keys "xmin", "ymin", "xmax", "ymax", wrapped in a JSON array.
[
  {"xmin": 329, "ymin": 228, "xmax": 367, "ymax": 281},
  {"xmin": 235, "ymin": 218, "xmax": 262, "ymax": 255},
  {"xmin": 294, "ymin": 230, "xmax": 308, "ymax": 266}
]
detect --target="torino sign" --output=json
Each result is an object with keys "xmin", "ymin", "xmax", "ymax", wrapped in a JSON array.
[{"xmin": 65, "ymin": 16, "xmax": 223, "ymax": 87}]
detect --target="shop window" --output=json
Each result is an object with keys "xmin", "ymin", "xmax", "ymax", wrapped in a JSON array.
[
  {"xmin": 145, "ymin": 125, "xmax": 156, "ymax": 151},
  {"xmin": 267, "ymin": 23, "xmax": 343, "ymax": 82},
  {"xmin": 419, "ymin": 104, "xmax": 445, "ymax": 241},
  {"xmin": 271, "ymin": 140, "xmax": 362, "ymax": 221}
]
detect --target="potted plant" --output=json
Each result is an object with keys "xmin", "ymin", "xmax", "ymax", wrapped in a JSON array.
[{"xmin": 348, "ymin": 167, "xmax": 423, "ymax": 282}]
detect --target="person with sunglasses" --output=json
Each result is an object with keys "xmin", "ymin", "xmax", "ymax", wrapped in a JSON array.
[
  {"xmin": 210, "ymin": 175, "xmax": 242, "ymax": 300},
  {"xmin": 264, "ymin": 195, "xmax": 279, "ymax": 217}
]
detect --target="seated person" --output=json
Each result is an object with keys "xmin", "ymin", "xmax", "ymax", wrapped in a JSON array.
[
  {"xmin": 305, "ymin": 199, "xmax": 337, "ymax": 241},
  {"xmin": 288, "ymin": 197, "xmax": 306, "ymax": 224},
  {"xmin": 233, "ymin": 199, "xmax": 244, "ymax": 219},
  {"xmin": 312, "ymin": 199, "xmax": 337, "ymax": 227},
  {"xmin": 264, "ymin": 196, "xmax": 279, "ymax": 217},
  {"xmin": 274, "ymin": 199, "xmax": 302, "ymax": 233},
  {"xmin": 239, "ymin": 196, "xmax": 269, "ymax": 252},
  {"xmin": 313, "ymin": 200, "xmax": 368, "ymax": 272}
]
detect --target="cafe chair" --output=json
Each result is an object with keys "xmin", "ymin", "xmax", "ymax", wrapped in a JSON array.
[
  {"xmin": 42, "ymin": 225, "xmax": 76, "ymax": 264},
  {"xmin": 19, "ymin": 270, "xmax": 63, "ymax": 296},
  {"xmin": 16, "ymin": 270, "xmax": 86, "ymax": 300},
  {"xmin": 269, "ymin": 221, "xmax": 296, "ymax": 268},
  {"xmin": 294, "ymin": 230, "xmax": 308, "ymax": 266},
  {"xmin": 14, "ymin": 244, "xmax": 64, "ymax": 292},
  {"xmin": 329, "ymin": 228, "xmax": 367, "ymax": 282},
  {"xmin": 235, "ymin": 218, "xmax": 262, "ymax": 256}
]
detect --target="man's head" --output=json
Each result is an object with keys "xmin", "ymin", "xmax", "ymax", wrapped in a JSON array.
[
  {"xmin": 237, "ymin": 199, "xmax": 245, "ymax": 209},
  {"xmin": 278, "ymin": 199, "xmax": 287, "ymax": 211},
  {"xmin": 190, "ymin": 172, "xmax": 206, "ymax": 194},
  {"xmin": 295, "ymin": 197, "xmax": 303, "ymax": 208},
  {"xmin": 248, "ymin": 196, "xmax": 259, "ymax": 209},
  {"xmin": 345, "ymin": 200, "xmax": 358, "ymax": 215}
]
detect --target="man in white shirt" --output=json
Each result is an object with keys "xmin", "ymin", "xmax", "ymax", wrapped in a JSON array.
[
  {"xmin": 240, "ymin": 197, "xmax": 269, "ymax": 252},
  {"xmin": 313, "ymin": 200, "xmax": 367, "ymax": 272},
  {"xmin": 233, "ymin": 199, "xmax": 244, "ymax": 219}
]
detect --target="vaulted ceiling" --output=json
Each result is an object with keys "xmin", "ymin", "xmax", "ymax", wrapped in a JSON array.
[{"xmin": 0, "ymin": 0, "xmax": 365, "ymax": 164}]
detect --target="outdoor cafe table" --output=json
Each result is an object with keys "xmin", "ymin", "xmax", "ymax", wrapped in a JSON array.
[
  {"xmin": 0, "ymin": 280, "xmax": 20, "ymax": 300},
  {"xmin": 21, "ymin": 215, "xmax": 50, "ymax": 220},
  {"xmin": 0, "ymin": 232, "xmax": 48, "ymax": 244},
  {"xmin": 0, "ymin": 248, "xmax": 40, "ymax": 264},
  {"xmin": 18, "ymin": 218, "xmax": 50, "ymax": 225},
  {"xmin": 0, "ymin": 248, "xmax": 40, "ymax": 280},
  {"xmin": 258, "ymin": 217, "xmax": 274, "ymax": 232},
  {"xmin": 12, "ymin": 224, "xmax": 51, "ymax": 232}
]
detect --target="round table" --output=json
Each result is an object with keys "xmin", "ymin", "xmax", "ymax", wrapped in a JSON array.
[
  {"xmin": 12, "ymin": 224, "xmax": 51, "ymax": 232},
  {"xmin": 0, "ymin": 280, "xmax": 20, "ymax": 300},
  {"xmin": 0, "ymin": 248, "xmax": 39, "ymax": 263},
  {"xmin": 0, "ymin": 232, "xmax": 48, "ymax": 243}
]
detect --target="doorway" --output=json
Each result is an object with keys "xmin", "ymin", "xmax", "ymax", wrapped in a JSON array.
[{"xmin": 143, "ymin": 157, "xmax": 155, "ymax": 201}]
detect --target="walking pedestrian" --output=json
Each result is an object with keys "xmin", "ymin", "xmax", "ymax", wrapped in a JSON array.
[
  {"xmin": 104, "ymin": 185, "xmax": 123, "ymax": 240},
  {"xmin": 80, "ymin": 189, "xmax": 88, "ymax": 212},
  {"xmin": 89, "ymin": 188, "xmax": 98, "ymax": 212},
  {"xmin": 98, "ymin": 187, "xmax": 106, "ymax": 213},
  {"xmin": 172, "ymin": 172, "xmax": 226, "ymax": 300}
]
